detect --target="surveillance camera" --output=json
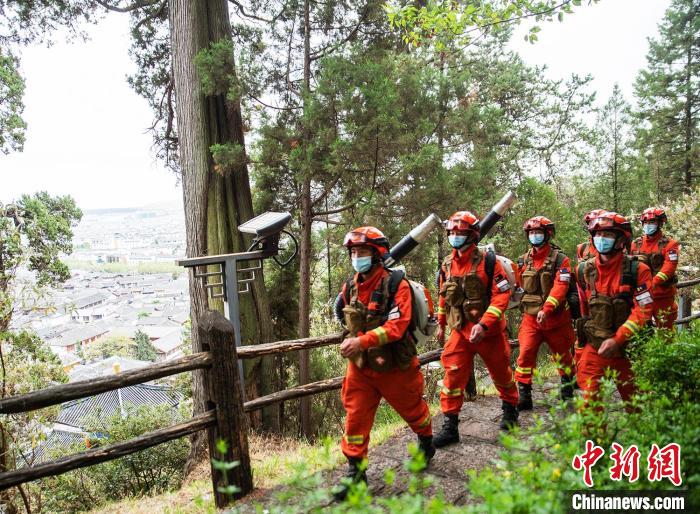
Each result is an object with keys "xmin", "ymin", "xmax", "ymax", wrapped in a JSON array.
[{"xmin": 238, "ymin": 212, "xmax": 292, "ymax": 239}]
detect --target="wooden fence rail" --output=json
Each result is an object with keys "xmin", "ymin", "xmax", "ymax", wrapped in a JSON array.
[
  {"xmin": 0, "ymin": 276, "xmax": 697, "ymax": 508},
  {"xmin": 0, "ymin": 352, "xmax": 213, "ymax": 415}
]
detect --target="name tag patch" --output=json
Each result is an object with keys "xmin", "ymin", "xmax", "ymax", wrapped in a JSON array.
[
  {"xmin": 559, "ymin": 268, "xmax": 570, "ymax": 282},
  {"xmin": 669, "ymin": 250, "xmax": 678, "ymax": 261},
  {"xmin": 387, "ymin": 306, "xmax": 400, "ymax": 320},
  {"xmin": 635, "ymin": 291, "xmax": 653, "ymax": 306}
]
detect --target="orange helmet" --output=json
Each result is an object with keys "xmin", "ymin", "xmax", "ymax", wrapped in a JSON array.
[
  {"xmin": 523, "ymin": 216, "xmax": 555, "ymax": 237},
  {"xmin": 343, "ymin": 226, "xmax": 390, "ymax": 256},
  {"xmin": 587, "ymin": 211, "xmax": 632, "ymax": 241},
  {"xmin": 444, "ymin": 211, "xmax": 480, "ymax": 236},
  {"xmin": 640, "ymin": 207, "xmax": 667, "ymax": 225},
  {"xmin": 584, "ymin": 209, "xmax": 606, "ymax": 225}
]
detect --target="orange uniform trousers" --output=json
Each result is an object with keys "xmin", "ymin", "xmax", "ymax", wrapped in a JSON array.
[
  {"xmin": 515, "ymin": 314, "xmax": 576, "ymax": 385},
  {"xmin": 651, "ymin": 296, "xmax": 678, "ymax": 330},
  {"xmin": 576, "ymin": 344, "xmax": 637, "ymax": 402},
  {"xmin": 341, "ymin": 357, "xmax": 432, "ymax": 459},
  {"xmin": 440, "ymin": 329, "xmax": 518, "ymax": 415}
]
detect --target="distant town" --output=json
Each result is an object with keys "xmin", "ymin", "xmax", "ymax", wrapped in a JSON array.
[{"xmin": 12, "ymin": 202, "xmax": 189, "ymax": 463}]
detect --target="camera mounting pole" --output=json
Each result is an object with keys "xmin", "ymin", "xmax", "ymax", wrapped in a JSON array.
[{"xmin": 177, "ymin": 212, "xmax": 294, "ymax": 398}]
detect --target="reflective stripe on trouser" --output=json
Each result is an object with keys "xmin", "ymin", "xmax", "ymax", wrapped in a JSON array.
[
  {"xmin": 341, "ymin": 358, "xmax": 432, "ymax": 459},
  {"xmin": 515, "ymin": 314, "xmax": 576, "ymax": 385},
  {"xmin": 440, "ymin": 329, "xmax": 518, "ymax": 415},
  {"xmin": 652, "ymin": 297, "xmax": 678, "ymax": 330},
  {"xmin": 576, "ymin": 344, "xmax": 636, "ymax": 403}
]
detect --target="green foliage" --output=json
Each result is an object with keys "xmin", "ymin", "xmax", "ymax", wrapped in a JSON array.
[
  {"xmin": 0, "ymin": 49, "xmax": 26, "ymax": 153},
  {"xmin": 211, "ymin": 142, "xmax": 247, "ymax": 175},
  {"xmin": 133, "ymin": 329, "xmax": 157, "ymax": 361},
  {"xmin": 634, "ymin": 0, "xmax": 699, "ymax": 196},
  {"xmin": 385, "ymin": 0, "xmax": 598, "ymax": 50},
  {"xmin": 663, "ymin": 184, "xmax": 700, "ymax": 269},
  {"xmin": 0, "ymin": 192, "xmax": 82, "ymax": 331},
  {"xmin": 83, "ymin": 335, "xmax": 135, "ymax": 361},
  {"xmin": 42, "ymin": 404, "xmax": 191, "ymax": 513}
]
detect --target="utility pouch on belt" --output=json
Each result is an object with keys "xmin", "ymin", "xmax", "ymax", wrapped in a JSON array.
[
  {"xmin": 575, "ymin": 317, "xmax": 589, "ymax": 348},
  {"xmin": 440, "ymin": 280, "xmax": 465, "ymax": 329},
  {"xmin": 520, "ymin": 268, "xmax": 542, "ymax": 315},
  {"xmin": 540, "ymin": 270, "xmax": 554, "ymax": 298},
  {"xmin": 650, "ymin": 253, "xmax": 665, "ymax": 274},
  {"xmin": 584, "ymin": 296, "xmax": 614, "ymax": 349},
  {"xmin": 462, "ymin": 274, "xmax": 486, "ymax": 323},
  {"xmin": 343, "ymin": 304, "xmax": 367, "ymax": 368},
  {"xmin": 366, "ymin": 346, "xmax": 396, "ymax": 372},
  {"xmin": 612, "ymin": 298, "xmax": 632, "ymax": 329}
]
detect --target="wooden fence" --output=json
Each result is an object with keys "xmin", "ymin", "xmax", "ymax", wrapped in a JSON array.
[{"xmin": 0, "ymin": 279, "xmax": 698, "ymax": 508}]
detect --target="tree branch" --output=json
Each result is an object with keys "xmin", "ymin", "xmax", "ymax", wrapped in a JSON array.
[{"xmin": 94, "ymin": 0, "xmax": 160, "ymax": 13}]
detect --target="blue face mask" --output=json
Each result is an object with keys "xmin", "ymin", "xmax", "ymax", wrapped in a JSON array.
[
  {"xmin": 448, "ymin": 235, "xmax": 468, "ymax": 248},
  {"xmin": 593, "ymin": 236, "xmax": 617, "ymax": 254},
  {"xmin": 352, "ymin": 256, "xmax": 373, "ymax": 273},
  {"xmin": 528, "ymin": 233, "xmax": 545, "ymax": 246},
  {"xmin": 643, "ymin": 223, "xmax": 658, "ymax": 236}
]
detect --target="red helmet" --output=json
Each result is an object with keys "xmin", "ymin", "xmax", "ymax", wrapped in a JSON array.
[
  {"xmin": 343, "ymin": 226, "xmax": 390, "ymax": 256},
  {"xmin": 587, "ymin": 211, "xmax": 632, "ymax": 241},
  {"xmin": 584, "ymin": 209, "xmax": 606, "ymax": 225},
  {"xmin": 640, "ymin": 207, "xmax": 667, "ymax": 225},
  {"xmin": 444, "ymin": 211, "xmax": 480, "ymax": 236},
  {"xmin": 523, "ymin": 216, "xmax": 555, "ymax": 237}
]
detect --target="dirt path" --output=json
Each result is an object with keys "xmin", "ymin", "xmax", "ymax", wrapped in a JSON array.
[{"xmin": 232, "ymin": 382, "xmax": 560, "ymax": 512}]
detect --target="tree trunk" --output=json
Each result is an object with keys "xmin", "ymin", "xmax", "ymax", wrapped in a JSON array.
[
  {"xmin": 684, "ymin": 43, "xmax": 693, "ymax": 192},
  {"xmin": 297, "ymin": 176, "xmax": 313, "ymax": 438},
  {"xmin": 169, "ymin": 0, "xmax": 276, "ymax": 472},
  {"xmin": 296, "ymin": 0, "xmax": 313, "ymax": 439}
]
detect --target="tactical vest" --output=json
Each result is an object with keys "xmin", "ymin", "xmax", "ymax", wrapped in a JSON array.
[
  {"xmin": 631, "ymin": 236, "xmax": 676, "ymax": 286},
  {"xmin": 578, "ymin": 241, "xmax": 595, "ymax": 263},
  {"xmin": 517, "ymin": 247, "xmax": 565, "ymax": 315},
  {"xmin": 576, "ymin": 256, "xmax": 638, "ymax": 349},
  {"xmin": 342, "ymin": 270, "xmax": 417, "ymax": 373},
  {"xmin": 439, "ymin": 248, "xmax": 494, "ymax": 330}
]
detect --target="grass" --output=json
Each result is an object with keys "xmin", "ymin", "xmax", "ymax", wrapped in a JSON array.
[{"xmin": 88, "ymin": 401, "xmax": 420, "ymax": 514}]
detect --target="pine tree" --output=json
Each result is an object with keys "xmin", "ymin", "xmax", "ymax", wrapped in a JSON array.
[
  {"xmin": 635, "ymin": 0, "xmax": 699, "ymax": 195},
  {"xmin": 133, "ymin": 330, "xmax": 157, "ymax": 362}
]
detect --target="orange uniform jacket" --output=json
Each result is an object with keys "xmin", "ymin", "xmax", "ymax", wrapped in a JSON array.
[
  {"xmin": 340, "ymin": 267, "xmax": 413, "ymax": 350},
  {"xmin": 630, "ymin": 232, "xmax": 680, "ymax": 300},
  {"xmin": 577, "ymin": 253, "xmax": 653, "ymax": 345},
  {"xmin": 518, "ymin": 243, "xmax": 572, "ymax": 328},
  {"xmin": 437, "ymin": 246, "xmax": 510, "ymax": 336}
]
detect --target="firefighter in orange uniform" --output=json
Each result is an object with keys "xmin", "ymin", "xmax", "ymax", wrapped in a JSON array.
[
  {"xmin": 576, "ymin": 209, "xmax": 605, "ymax": 264},
  {"xmin": 515, "ymin": 216, "xmax": 576, "ymax": 410},
  {"xmin": 630, "ymin": 208, "xmax": 680, "ymax": 330},
  {"xmin": 334, "ymin": 226, "xmax": 434, "ymax": 501},
  {"xmin": 576, "ymin": 212, "xmax": 653, "ymax": 403},
  {"xmin": 433, "ymin": 211, "xmax": 519, "ymax": 448}
]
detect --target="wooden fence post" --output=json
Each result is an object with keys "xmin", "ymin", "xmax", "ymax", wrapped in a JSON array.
[{"xmin": 199, "ymin": 310, "xmax": 253, "ymax": 506}]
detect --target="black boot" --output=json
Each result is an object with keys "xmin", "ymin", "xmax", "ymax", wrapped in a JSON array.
[
  {"xmin": 333, "ymin": 457, "xmax": 367, "ymax": 502},
  {"xmin": 500, "ymin": 401, "xmax": 519, "ymax": 431},
  {"xmin": 465, "ymin": 369, "xmax": 477, "ymax": 401},
  {"xmin": 433, "ymin": 414, "xmax": 459, "ymax": 448},
  {"xmin": 417, "ymin": 435, "xmax": 436, "ymax": 468},
  {"xmin": 517, "ymin": 382, "xmax": 533, "ymax": 411},
  {"xmin": 560, "ymin": 374, "xmax": 575, "ymax": 401}
]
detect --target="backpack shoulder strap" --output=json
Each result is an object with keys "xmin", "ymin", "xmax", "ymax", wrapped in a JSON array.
[
  {"xmin": 484, "ymin": 250, "xmax": 496, "ymax": 305},
  {"xmin": 517, "ymin": 255, "xmax": 525, "ymax": 269},
  {"xmin": 443, "ymin": 254, "xmax": 454, "ymax": 280},
  {"xmin": 632, "ymin": 237, "xmax": 643, "ymax": 252},
  {"xmin": 621, "ymin": 256, "xmax": 639, "ymax": 290},
  {"xmin": 343, "ymin": 276, "xmax": 355, "ymax": 304},
  {"xmin": 554, "ymin": 250, "xmax": 567, "ymax": 270},
  {"xmin": 387, "ymin": 268, "xmax": 406, "ymax": 297}
]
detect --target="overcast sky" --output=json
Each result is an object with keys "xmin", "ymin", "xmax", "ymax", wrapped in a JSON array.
[{"xmin": 1, "ymin": 0, "xmax": 670, "ymax": 211}]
